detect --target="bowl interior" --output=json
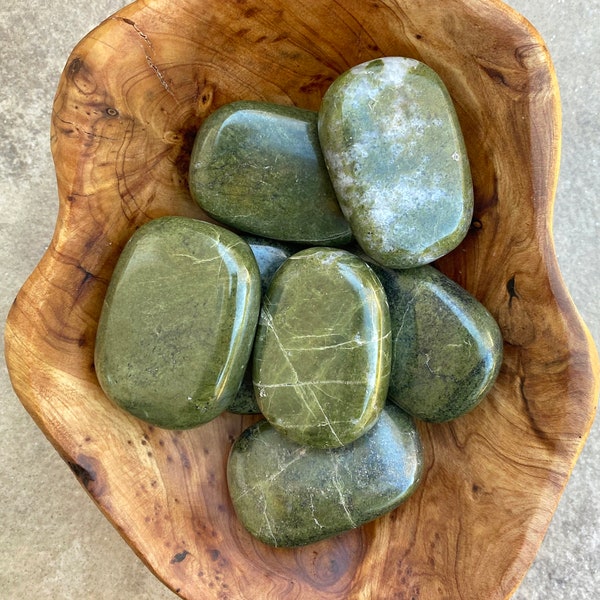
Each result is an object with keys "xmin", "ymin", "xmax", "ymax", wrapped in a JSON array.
[{"xmin": 5, "ymin": 0, "xmax": 599, "ymax": 599}]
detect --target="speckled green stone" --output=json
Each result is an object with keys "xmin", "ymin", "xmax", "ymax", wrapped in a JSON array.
[
  {"xmin": 227, "ymin": 404, "xmax": 423, "ymax": 547},
  {"xmin": 253, "ymin": 247, "xmax": 391, "ymax": 448},
  {"xmin": 318, "ymin": 57, "xmax": 473, "ymax": 268},
  {"xmin": 365, "ymin": 260, "xmax": 503, "ymax": 422},
  {"xmin": 227, "ymin": 237, "xmax": 299, "ymax": 415},
  {"xmin": 94, "ymin": 217, "xmax": 261, "ymax": 429},
  {"xmin": 189, "ymin": 101, "xmax": 352, "ymax": 246}
]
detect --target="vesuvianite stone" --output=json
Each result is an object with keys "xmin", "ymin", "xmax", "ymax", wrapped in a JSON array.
[
  {"xmin": 227, "ymin": 404, "xmax": 423, "ymax": 547},
  {"xmin": 253, "ymin": 247, "xmax": 391, "ymax": 448},
  {"xmin": 365, "ymin": 259, "xmax": 503, "ymax": 422},
  {"xmin": 189, "ymin": 101, "xmax": 352, "ymax": 246},
  {"xmin": 94, "ymin": 217, "xmax": 261, "ymax": 429},
  {"xmin": 318, "ymin": 57, "xmax": 474, "ymax": 268},
  {"xmin": 227, "ymin": 237, "xmax": 298, "ymax": 415}
]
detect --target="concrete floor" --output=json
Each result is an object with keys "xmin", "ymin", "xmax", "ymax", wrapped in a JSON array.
[{"xmin": 1, "ymin": 1, "xmax": 598, "ymax": 598}]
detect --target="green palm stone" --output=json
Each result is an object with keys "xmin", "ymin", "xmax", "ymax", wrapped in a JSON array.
[
  {"xmin": 189, "ymin": 101, "xmax": 352, "ymax": 246},
  {"xmin": 253, "ymin": 247, "xmax": 391, "ymax": 448},
  {"xmin": 366, "ymin": 260, "xmax": 503, "ymax": 422},
  {"xmin": 94, "ymin": 217, "xmax": 261, "ymax": 429},
  {"xmin": 318, "ymin": 57, "xmax": 474, "ymax": 268},
  {"xmin": 227, "ymin": 404, "xmax": 423, "ymax": 547}
]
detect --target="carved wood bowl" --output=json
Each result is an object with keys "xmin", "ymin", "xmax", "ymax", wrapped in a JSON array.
[{"xmin": 5, "ymin": 0, "xmax": 599, "ymax": 598}]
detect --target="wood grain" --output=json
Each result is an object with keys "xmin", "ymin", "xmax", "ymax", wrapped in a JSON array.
[{"xmin": 5, "ymin": 0, "xmax": 599, "ymax": 598}]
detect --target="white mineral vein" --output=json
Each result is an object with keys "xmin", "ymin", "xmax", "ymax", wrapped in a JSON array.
[
  {"xmin": 259, "ymin": 490, "xmax": 278, "ymax": 546},
  {"xmin": 332, "ymin": 461, "xmax": 356, "ymax": 528},
  {"xmin": 172, "ymin": 253, "xmax": 222, "ymax": 265},
  {"xmin": 260, "ymin": 307, "xmax": 319, "ymax": 419},
  {"xmin": 258, "ymin": 380, "xmax": 365, "ymax": 389},
  {"xmin": 309, "ymin": 494, "xmax": 325, "ymax": 530},
  {"xmin": 259, "ymin": 307, "xmax": 367, "ymax": 445},
  {"xmin": 234, "ymin": 447, "xmax": 307, "ymax": 501}
]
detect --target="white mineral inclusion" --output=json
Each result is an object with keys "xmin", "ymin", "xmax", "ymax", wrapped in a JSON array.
[{"xmin": 318, "ymin": 57, "xmax": 473, "ymax": 269}]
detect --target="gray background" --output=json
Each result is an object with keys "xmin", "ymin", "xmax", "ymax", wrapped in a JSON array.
[{"xmin": 1, "ymin": 1, "xmax": 598, "ymax": 598}]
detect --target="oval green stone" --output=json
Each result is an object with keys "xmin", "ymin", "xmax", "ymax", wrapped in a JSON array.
[
  {"xmin": 227, "ymin": 237, "xmax": 298, "ymax": 415},
  {"xmin": 189, "ymin": 101, "xmax": 352, "ymax": 246},
  {"xmin": 366, "ymin": 260, "xmax": 503, "ymax": 422},
  {"xmin": 94, "ymin": 217, "xmax": 261, "ymax": 429},
  {"xmin": 227, "ymin": 404, "xmax": 423, "ymax": 547},
  {"xmin": 253, "ymin": 247, "xmax": 391, "ymax": 448},
  {"xmin": 318, "ymin": 57, "xmax": 474, "ymax": 268}
]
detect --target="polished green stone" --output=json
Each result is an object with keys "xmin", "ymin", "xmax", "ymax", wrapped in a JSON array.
[
  {"xmin": 318, "ymin": 57, "xmax": 473, "ymax": 268},
  {"xmin": 365, "ymin": 259, "xmax": 503, "ymax": 422},
  {"xmin": 253, "ymin": 247, "xmax": 391, "ymax": 448},
  {"xmin": 227, "ymin": 237, "xmax": 299, "ymax": 415},
  {"xmin": 94, "ymin": 217, "xmax": 261, "ymax": 429},
  {"xmin": 227, "ymin": 404, "xmax": 423, "ymax": 547},
  {"xmin": 189, "ymin": 101, "xmax": 352, "ymax": 246}
]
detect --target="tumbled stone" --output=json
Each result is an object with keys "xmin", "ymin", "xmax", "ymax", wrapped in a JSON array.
[
  {"xmin": 227, "ymin": 404, "xmax": 423, "ymax": 547},
  {"xmin": 94, "ymin": 217, "xmax": 261, "ymax": 429},
  {"xmin": 365, "ymin": 259, "xmax": 503, "ymax": 422},
  {"xmin": 318, "ymin": 57, "xmax": 473, "ymax": 268},
  {"xmin": 227, "ymin": 237, "xmax": 299, "ymax": 415},
  {"xmin": 253, "ymin": 247, "xmax": 391, "ymax": 448},
  {"xmin": 189, "ymin": 101, "xmax": 352, "ymax": 246}
]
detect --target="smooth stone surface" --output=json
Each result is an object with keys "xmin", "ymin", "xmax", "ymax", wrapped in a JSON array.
[
  {"xmin": 253, "ymin": 247, "xmax": 391, "ymax": 448},
  {"xmin": 318, "ymin": 57, "xmax": 474, "ymax": 268},
  {"xmin": 189, "ymin": 100, "xmax": 352, "ymax": 246},
  {"xmin": 94, "ymin": 217, "xmax": 261, "ymax": 429},
  {"xmin": 227, "ymin": 237, "xmax": 299, "ymax": 415},
  {"xmin": 366, "ymin": 260, "xmax": 503, "ymax": 422},
  {"xmin": 227, "ymin": 403, "xmax": 423, "ymax": 547}
]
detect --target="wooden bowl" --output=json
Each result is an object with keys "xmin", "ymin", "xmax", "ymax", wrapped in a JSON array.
[{"xmin": 5, "ymin": 0, "xmax": 599, "ymax": 598}]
